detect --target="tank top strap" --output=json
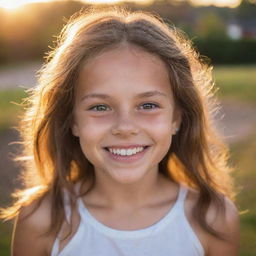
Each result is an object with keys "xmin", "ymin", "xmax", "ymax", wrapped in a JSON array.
[
  {"xmin": 63, "ymin": 187, "xmax": 72, "ymax": 224},
  {"xmin": 176, "ymin": 184, "xmax": 188, "ymax": 209},
  {"xmin": 51, "ymin": 183, "xmax": 83, "ymax": 256},
  {"xmin": 63, "ymin": 181, "xmax": 84, "ymax": 224},
  {"xmin": 51, "ymin": 238, "xmax": 59, "ymax": 256},
  {"xmin": 51, "ymin": 187, "xmax": 72, "ymax": 256},
  {"xmin": 74, "ymin": 181, "xmax": 83, "ymax": 195}
]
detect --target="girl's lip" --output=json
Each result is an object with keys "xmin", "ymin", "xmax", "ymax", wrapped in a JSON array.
[{"xmin": 103, "ymin": 146, "xmax": 150, "ymax": 163}]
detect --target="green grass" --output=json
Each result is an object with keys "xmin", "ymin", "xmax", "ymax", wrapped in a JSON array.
[
  {"xmin": 213, "ymin": 65, "xmax": 256, "ymax": 103},
  {"xmin": 0, "ymin": 221, "xmax": 12, "ymax": 256},
  {"xmin": 0, "ymin": 89, "xmax": 27, "ymax": 253},
  {"xmin": 0, "ymin": 89, "xmax": 28, "ymax": 132},
  {"xmin": 230, "ymin": 130, "xmax": 256, "ymax": 255}
]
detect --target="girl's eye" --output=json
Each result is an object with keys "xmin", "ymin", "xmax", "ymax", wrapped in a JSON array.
[
  {"xmin": 139, "ymin": 103, "xmax": 160, "ymax": 110},
  {"xmin": 88, "ymin": 104, "xmax": 111, "ymax": 111},
  {"xmin": 88, "ymin": 103, "xmax": 159, "ymax": 112}
]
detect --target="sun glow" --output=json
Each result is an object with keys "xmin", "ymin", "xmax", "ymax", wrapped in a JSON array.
[
  {"xmin": 83, "ymin": 0, "xmax": 123, "ymax": 3},
  {"xmin": 81, "ymin": 0, "xmax": 153, "ymax": 4},
  {"xmin": 0, "ymin": 0, "xmax": 154, "ymax": 10},
  {"xmin": 0, "ymin": 0, "xmax": 242, "ymax": 10},
  {"xmin": 0, "ymin": 0, "xmax": 52, "ymax": 10},
  {"xmin": 190, "ymin": 0, "xmax": 241, "ymax": 8}
]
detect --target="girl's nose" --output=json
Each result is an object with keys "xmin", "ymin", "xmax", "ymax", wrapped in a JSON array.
[{"xmin": 111, "ymin": 113, "xmax": 139, "ymax": 137}]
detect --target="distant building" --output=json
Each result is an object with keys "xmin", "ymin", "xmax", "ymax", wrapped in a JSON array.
[
  {"xmin": 228, "ymin": 19, "xmax": 256, "ymax": 39},
  {"xmin": 240, "ymin": 19, "xmax": 256, "ymax": 39},
  {"xmin": 227, "ymin": 23, "xmax": 242, "ymax": 39}
]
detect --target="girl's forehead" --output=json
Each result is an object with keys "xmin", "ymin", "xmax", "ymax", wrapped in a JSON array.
[
  {"xmin": 77, "ymin": 45, "xmax": 171, "ymax": 94},
  {"xmin": 84, "ymin": 45, "xmax": 162, "ymax": 68}
]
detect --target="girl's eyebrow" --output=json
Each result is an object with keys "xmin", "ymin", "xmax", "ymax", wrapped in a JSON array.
[{"xmin": 80, "ymin": 90, "xmax": 167, "ymax": 102}]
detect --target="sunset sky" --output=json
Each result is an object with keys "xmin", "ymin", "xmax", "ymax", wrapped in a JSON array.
[{"xmin": 0, "ymin": 0, "xmax": 242, "ymax": 10}]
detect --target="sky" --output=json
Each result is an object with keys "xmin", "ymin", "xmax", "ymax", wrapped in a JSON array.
[{"xmin": 0, "ymin": 0, "xmax": 242, "ymax": 10}]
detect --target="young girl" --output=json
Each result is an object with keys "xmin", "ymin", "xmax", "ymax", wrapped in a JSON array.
[{"xmin": 1, "ymin": 6, "xmax": 240, "ymax": 256}]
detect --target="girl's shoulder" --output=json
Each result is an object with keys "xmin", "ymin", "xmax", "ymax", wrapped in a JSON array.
[
  {"xmin": 12, "ymin": 192, "xmax": 56, "ymax": 256},
  {"xmin": 205, "ymin": 194, "xmax": 240, "ymax": 255},
  {"xmin": 185, "ymin": 186, "xmax": 240, "ymax": 256}
]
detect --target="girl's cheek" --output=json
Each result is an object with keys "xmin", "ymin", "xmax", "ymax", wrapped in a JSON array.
[
  {"xmin": 139, "ymin": 112, "xmax": 173, "ymax": 127},
  {"xmin": 78, "ymin": 115, "xmax": 115, "ymax": 134},
  {"xmin": 77, "ymin": 111, "xmax": 114, "ymax": 124}
]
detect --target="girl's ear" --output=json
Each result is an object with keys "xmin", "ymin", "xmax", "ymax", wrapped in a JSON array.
[
  {"xmin": 71, "ymin": 123, "xmax": 79, "ymax": 137},
  {"xmin": 171, "ymin": 108, "xmax": 182, "ymax": 135}
]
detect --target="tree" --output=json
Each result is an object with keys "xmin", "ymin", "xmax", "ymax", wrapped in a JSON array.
[{"xmin": 195, "ymin": 12, "xmax": 227, "ymax": 39}]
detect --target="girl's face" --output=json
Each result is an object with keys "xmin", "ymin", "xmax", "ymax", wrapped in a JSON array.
[{"xmin": 72, "ymin": 46, "xmax": 180, "ymax": 185}]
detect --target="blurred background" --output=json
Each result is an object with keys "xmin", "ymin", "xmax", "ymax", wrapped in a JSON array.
[{"xmin": 0, "ymin": 0, "xmax": 255, "ymax": 255}]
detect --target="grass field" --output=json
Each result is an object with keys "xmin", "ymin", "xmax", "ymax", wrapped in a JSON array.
[
  {"xmin": 0, "ymin": 89, "xmax": 27, "ymax": 133},
  {"xmin": 230, "ymin": 131, "xmax": 256, "ymax": 255},
  {"xmin": 213, "ymin": 65, "xmax": 256, "ymax": 103},
  {"xmin": 0, "ymin": 65, "xmax": 256, "ymax": 255}
]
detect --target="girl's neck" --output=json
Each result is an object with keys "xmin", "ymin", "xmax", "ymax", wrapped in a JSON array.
[{"xmin": 80, "ymin": 172, "xmax": 178, "ymax": 212}]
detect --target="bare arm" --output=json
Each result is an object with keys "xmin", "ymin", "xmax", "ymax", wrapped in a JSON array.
[
  {"xmin": 206, "ymin": 197, "xmax": 240, "ymax": 256},
  {"xmin": 11, "ymin": 196, "xmax": 54, "ymax": 256}
]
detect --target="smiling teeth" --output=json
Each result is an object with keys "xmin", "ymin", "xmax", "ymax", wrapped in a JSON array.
[{"xmin": 108, "ymin": 147, "xmax": 144, "ymax": 156}]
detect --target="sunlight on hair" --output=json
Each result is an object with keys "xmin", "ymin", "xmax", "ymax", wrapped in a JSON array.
[
  {"xmin": 168, "ymin": 154, "xmax": 196, "ymax": 188},
  {"xmin": 16, "ymin": 186, "xmax": 45, "ymax": 204}
]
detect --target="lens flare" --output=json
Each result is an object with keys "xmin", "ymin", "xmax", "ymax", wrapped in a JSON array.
[
  {"xmin": 190, "ymin": 0, "xmax": 241, "ymax": 8},
  {"xmin": 0, "ymin": 0, "xmax": 155, "ymax": 10},
  {"xmin": 0, "ymin": 0, "xmax": 52, "ymax": 10}
]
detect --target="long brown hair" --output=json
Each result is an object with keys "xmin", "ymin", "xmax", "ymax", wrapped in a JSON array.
[{"xmin": 1, "ymin": 6, "xmax": 235, "ymax": 240}]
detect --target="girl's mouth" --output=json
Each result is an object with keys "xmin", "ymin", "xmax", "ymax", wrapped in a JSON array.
[{"xmin": 103, "ymin": 146, "xmax": 150, "ymax": 162}]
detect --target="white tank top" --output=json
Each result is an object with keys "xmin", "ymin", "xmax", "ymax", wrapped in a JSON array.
[{"xmin": 51, "ymin": 183, "xmax": 204, "ymax": 256}]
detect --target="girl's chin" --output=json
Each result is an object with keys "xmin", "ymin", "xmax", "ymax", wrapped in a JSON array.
[{"xmin": 106, "ymin": 169, "xmax": 147, "ymax": 185}]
